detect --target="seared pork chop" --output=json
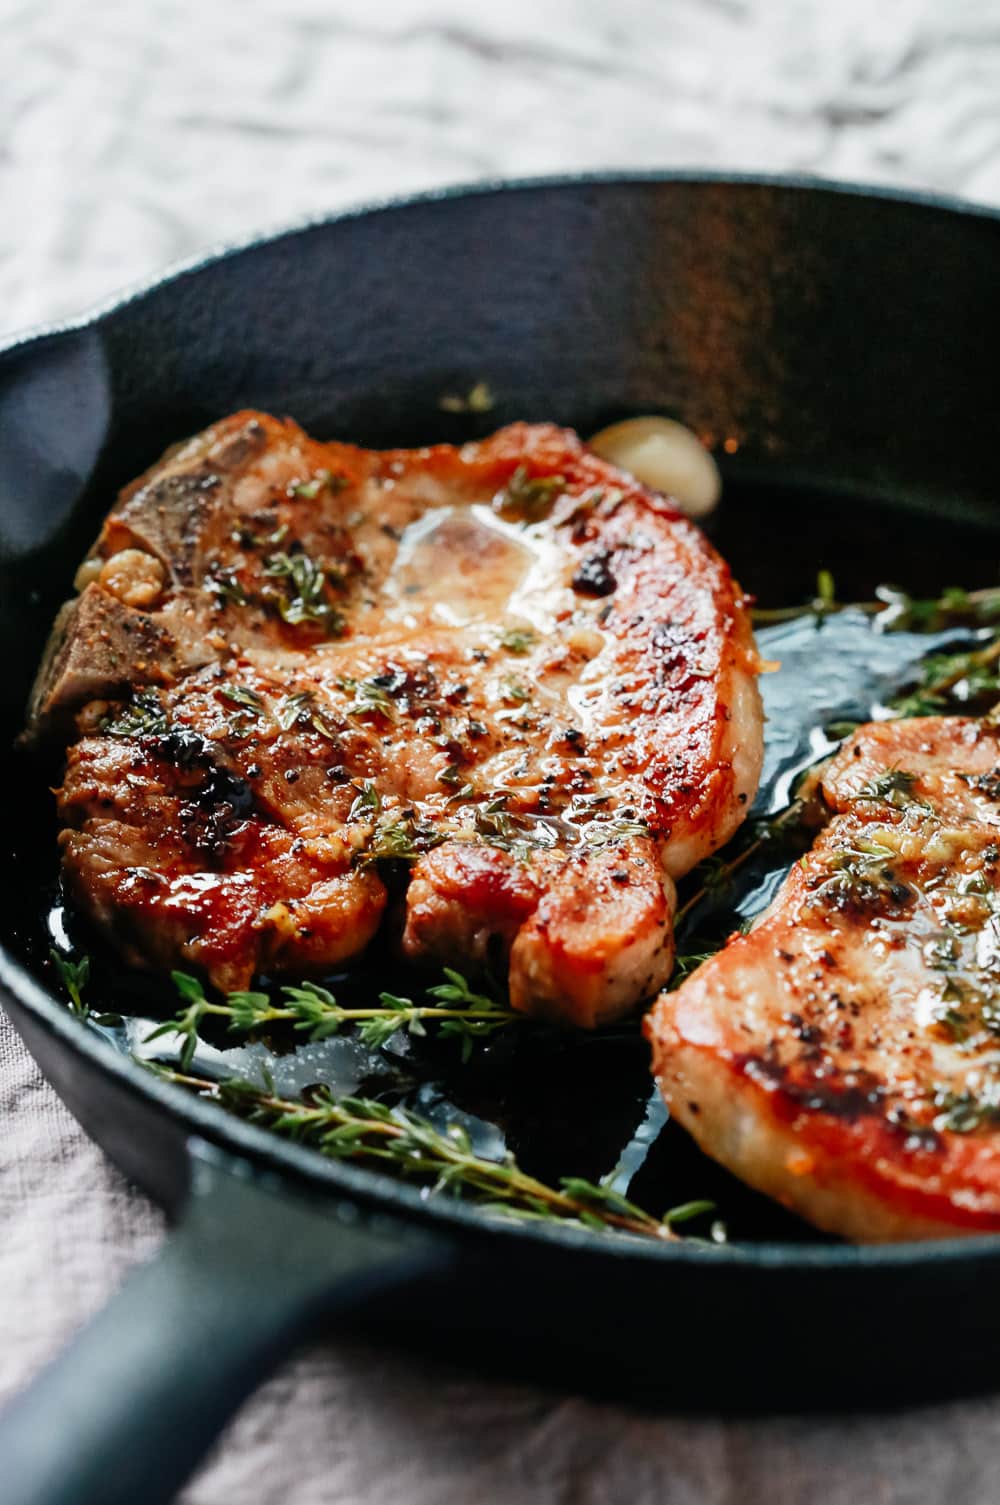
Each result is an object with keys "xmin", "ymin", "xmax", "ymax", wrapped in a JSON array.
[
  {"xmin": 647, "ymin": 716, "xmax": 1000, "ymax": 1239},
  {"xmin": 33, "ymin": 412, "xmax": 763, "ymax": 1025}
]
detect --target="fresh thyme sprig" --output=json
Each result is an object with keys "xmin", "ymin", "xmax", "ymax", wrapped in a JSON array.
[
  {"xmin": 875, "ymin": 584, "xmax": 1000, "ymax": 633},
  {"xmin": 144, "ymin": 968, "xmax": 520, "ymax": 1070},
  {"xmin": 751, "ymin": 575, "xmax": 1000, "ymax": 715},
  {"xmin": 888, "ymin": 637, "xmax": 1000, "ymax": 718},
  {"xmin": 49, "ymin": 950, "xmax": 124, "ymax": 1027},
  {"xmin": 665, "ymin": 798, "xmax": 810, "ymax": 986},
  {"xmin": 753, "ymin": 576, "xmax": 1000, "ymax": 717},
  {"xmin": 144, "ymin": 1064, "xmax": 712, "ymax": 1240},
  {"xmin": 423, "ymin": 969, "xmax": 517, "ymax": 1060},
  {"xmin": 50, "ymin": 955, "xmax": 713, "ymax": 1236},
  {"xmin": 49, "ymin": 949, "xmax": 89, "ymax": 1017},
  {"xmin": 751, "ymin": 579, "xmax": 1000, "ymax": 630}
]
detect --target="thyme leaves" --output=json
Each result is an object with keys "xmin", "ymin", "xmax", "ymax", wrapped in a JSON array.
[
  {"xmin": 49, "ymin": 950, "xmax": 90, "ymax": 1018},
  {"xmin": 581, "ymin": 816, "xmax": 651, "ymax": 849},
  {"xmin": 49, "ymin": 950, "xmax": 124, "ymax": 1028},
  {"xmin": 931, "ymin": 1084, "xmax": 1000, "ymax": 1135},
  {"xmin": 362, "ymin": 822, "xmax": 420, "ymax": 862},
  {"xmin": 337, "ymin": 676, "xmax": 397, "ymax": 721},
  {"xmin": 101, "ymin": 691, "xmax": 169, "ymax": 739},
  {"xmin": 143, "ymin": 968, "xmax": 520, "ymax": 1067},
  {"xmin": 276, "ymin": 689, "xmax": 339, "ymax": 740},
  {"xmin": 144, "ymin": 970, "xmax": 211, "ymax": 1070},
  {"xmin": 499, "ymin": 628, "xmax": 536, "ymax": 655},
  {"xmin": 219, "ymin": 684, "xmax": 266, "ymax": 717},
  {"xmin": 348, "ymin": 779, "xmax": 381, "ymax": 821},
  {"xmin": 359, "ymin": 815, "xmax": 446, "ymax": 865},
  {"xmin": 262, "ymin": 550, "xmax": 345, "ymax": 635},
  {"xmin": 874, "ymin": 584, "xmax": 1000, "ymax": 634},
  {"xmin": 499, "ymin": 675, "xmax": 531, "ymax": 705},
  {"xmin": 288, "ymin": 469, "xmax": 348, "ymax": 501},
  {"xmin": 754, "ymin": 577, "xmax": 1000, "ymax": 718},
  {"xmin": 469, "ymin": 797, "xmax": 529, "ymax": 852},
  {"xmin": 888, "ymin": 638, "xmax": 1000, "ymax": 718},
  {"xmin": 674, "ymin": 798, "xmax": 809, "ymax": 928},
  {"xmin": 436, "ymin": 763, "xmax": 469, "ymax": 790},
  {"xmin": 851, "ymin": 768, "xmax": 928, "ymax": 812},
  {"xmin": 423, "ymin": 968, "xmax": 514, "ymax": 1061},
  {"xmin": 670, "ymin": 948, "xmax": 721, "ymax": 985},
  {"xmin": 207, "ymin": 531, "xmax": 347, "ymax": 636},
  {"xmin": 499, "ymin": 466, "xmax": 566, "ymax": 520},
  {"xmin": 668, "ymin": 801, "xmax": 813, "ymax": 982},
  {"xmin": 276, "ymin": 690, "xmax": 315, "ymax": 732},
  {"xmin": 208, "ymin": 569, "xmax": 250, "ymax": 608}
]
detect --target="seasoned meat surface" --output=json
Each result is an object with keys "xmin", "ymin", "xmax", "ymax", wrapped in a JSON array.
[
  {"xmin": 647, "ymin": 717, "xmax": 1000, "ymax": 1239},
  {"xmin": 39, "ymin": 412, "xmax": 763, "ymax": 1024}
]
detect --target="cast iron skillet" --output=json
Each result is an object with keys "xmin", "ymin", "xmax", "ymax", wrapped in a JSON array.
[{"xmin": 2, "ymin": 173, "xmax": 1000, "ymax": 1505}]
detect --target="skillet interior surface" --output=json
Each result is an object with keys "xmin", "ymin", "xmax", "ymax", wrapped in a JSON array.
[{"xmin": 3, "ymin": 177, "xmax": 1000, "ymax": 1392}]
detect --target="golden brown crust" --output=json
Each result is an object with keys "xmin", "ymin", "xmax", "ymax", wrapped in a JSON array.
[
  {"xmin": 42, "ymin": 413, "xmax": 762, "ymax": 1018},
  {"xmin": 647, "ymin": 716, "xmax": 1000, "ymax": 1240}
]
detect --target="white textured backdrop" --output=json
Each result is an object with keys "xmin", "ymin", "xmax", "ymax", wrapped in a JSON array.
[
  {"xmin": 5, "ymin": 3, "xmax": 1000, "ymax": 1501},
  {"xmin": 7, "ymin": 0, "xmax": 1000, "ymax": 338}
]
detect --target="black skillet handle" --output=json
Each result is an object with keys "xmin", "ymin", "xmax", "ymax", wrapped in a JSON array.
[{"xmin": 0, "ymin": 1138, "xmax": 439, "ymax": 1505}]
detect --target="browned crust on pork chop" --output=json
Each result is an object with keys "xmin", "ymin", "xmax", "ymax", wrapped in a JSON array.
[
  {"xmin": 647, "ymin": 716, "xmax": 1000, "ymax": 1239},
  {"xmin": 34, "ymin": 412, "xmax": 763, "ymax": 1023}
]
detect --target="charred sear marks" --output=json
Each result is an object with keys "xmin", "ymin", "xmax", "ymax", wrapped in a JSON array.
[
  {"xmin": 809, "ymin": 861, "xmax": 915, "ymax": 920},
  {"xmin": 964, "ymin": 767, "xmax": 1000, "ymax": 802},
  {"xmin": 742, "ymin": 1054, "xmax": 886, "ymax": 1121},
  {"xmin": 572, "ymin": 546, "xmax": 617, "ymax": 596},
  {"xmin": 149, "ymin": 728, "xmax": 256, "ymax": 863}
]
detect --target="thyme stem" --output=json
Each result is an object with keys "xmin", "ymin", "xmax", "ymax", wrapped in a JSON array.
[
  {"xmin": 674, "ymin": 799, "xmax": 806, "ymax": 928},
  {"xmin": 922, "ymin": 637, "xmax": 1000, "ymax": 698},
  {"xmin": 197, "ymin": 1001, "xmax": 510, "ymax": 1028},
  {"xmin": 144, "ymin": 969, "xmax": 519, "ymax": 1068},
  {"xmin": 751, "ymin": 583, "xmax": 1000, "ymax": 628}
]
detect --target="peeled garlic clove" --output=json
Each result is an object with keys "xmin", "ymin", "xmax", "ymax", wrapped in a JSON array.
[
  {"xmin": 73, "ymin": 556, "xmax": 104, "ymax": 592},
  {"xmin": 588, "ymin": 416, "xmax": 722, "ymax": 519}
]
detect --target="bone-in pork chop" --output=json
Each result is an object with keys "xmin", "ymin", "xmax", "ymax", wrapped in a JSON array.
[
  {"xmin": 31, "ymin": 412, "xmax": 763, "ymax": 1025},
  {"xmin": 647, "ymin": 716, "xmax": 1000, "ymax": 1238}
]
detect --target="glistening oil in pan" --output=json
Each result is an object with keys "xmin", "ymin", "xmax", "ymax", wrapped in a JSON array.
[{"xmin": 9, "ymin": 483, "xmax": 1000, "ymax": 1247}]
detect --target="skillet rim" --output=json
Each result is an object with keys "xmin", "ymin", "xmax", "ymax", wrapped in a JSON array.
[
  {"xmin": 4, "ymin": 167, "xmax": 1000, "ymax": 1271},
  {"xmin": 4, "ymin": 165, "xmax": 1000, "ymax": 355}
]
